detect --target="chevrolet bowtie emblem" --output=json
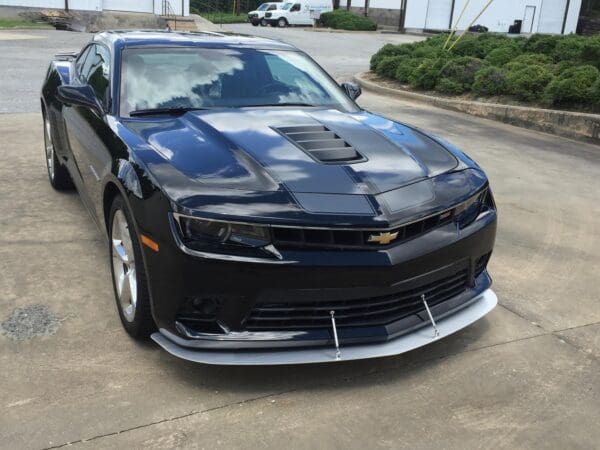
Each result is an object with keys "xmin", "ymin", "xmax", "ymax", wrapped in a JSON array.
[{"xmin": 368, "ymin": 231, "xmax": 399, "ymax": 245}]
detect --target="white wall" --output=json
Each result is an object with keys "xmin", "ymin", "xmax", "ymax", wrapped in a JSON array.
[
  {"xmin": 0, "ymin": 0, "xmax": 190, "ymax": 15},
  {"xmin": 405, "ymin": 0, "xmax": 428, "ymax": 29},
  {"xmin": 338, "ymin": 0, "xmax": 399, "ymax": 9},
  {"xmin": 103, "ymin": 0, "xmax": 153, "ymax": 13},
  {"xmin": 0, "ymin": 0, "xmax": 100, "ymax": 10},
  {"xmin": 450, "ymin": 0, "xmax": 581, "ymax": 34},
  {"xmin": 401, "ymin": 0, "xmax": 582, "ymax": 34}
]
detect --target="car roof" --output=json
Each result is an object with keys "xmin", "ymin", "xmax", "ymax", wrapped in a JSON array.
[{"xmin": 92, "ymin": 30, "xmax": 298, "ymax": 51}]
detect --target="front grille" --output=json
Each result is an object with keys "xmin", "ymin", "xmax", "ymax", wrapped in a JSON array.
[
  {"xmin": 245, "ymin": 268, "xmax": 469, "ymax": 331},
  {"xmin": 271, "ymin": 209, "xmax": 454, "ymax": 250}
]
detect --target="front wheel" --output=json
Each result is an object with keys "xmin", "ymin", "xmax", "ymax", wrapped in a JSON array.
[
  {"xmin": 43, "ymin": 112, "xmax": 73, "ymax": 190},
  {"xmin": 109, "ymin": 195, "xmax": 155, "ymax": 338},
  {"xmin": 251, "ymin": 21, "xmax": 259, "ymax": 26},
  {"xmin": 277, "ymin": 17, "xmax": 287, "ymax": 27},
  {"xmin": 260, "ymin": 18, "xmax": 268, "ymax": 26}
]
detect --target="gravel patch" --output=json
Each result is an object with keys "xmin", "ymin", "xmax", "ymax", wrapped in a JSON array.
[{"xmin": 0, "ymin": 304, "xmax": 66, "ymax": 340}]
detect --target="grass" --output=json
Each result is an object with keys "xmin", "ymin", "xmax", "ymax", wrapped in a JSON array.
[
  {"xmin": 198, "ymin": 12, "xmax": 248, "ymax": 24},
  {"xmin": 0, "ymin": 19, "xmax": 52, "ymax": 29}
]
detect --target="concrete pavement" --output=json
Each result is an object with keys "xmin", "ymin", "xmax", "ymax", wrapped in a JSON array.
[{"xmin": 1, "ymin": 27, "xmax": 600, "ymax": 449}]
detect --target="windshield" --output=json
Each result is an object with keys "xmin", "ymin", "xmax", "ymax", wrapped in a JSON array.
[
  {"xmin": 120, "ymin": 47, "xmax": 356, "ymax": 116},
  {"xmin": 257, "ymin": 3, "xmax": 269, "ymax": 10}
]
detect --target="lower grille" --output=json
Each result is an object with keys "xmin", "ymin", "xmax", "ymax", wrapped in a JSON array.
[{"xmin": 245, "ymin": 268, "xmax": 469, "ymax": 331}]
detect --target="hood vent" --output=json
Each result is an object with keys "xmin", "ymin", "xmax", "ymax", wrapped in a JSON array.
[{"xmin": 276, "ymin": 125, "xmax": 364, "ymax": 164}]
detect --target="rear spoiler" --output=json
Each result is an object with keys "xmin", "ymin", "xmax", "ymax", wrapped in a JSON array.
[{"xmin": 54, "ymin": 51, "xmax": 79, "ymax": 61}]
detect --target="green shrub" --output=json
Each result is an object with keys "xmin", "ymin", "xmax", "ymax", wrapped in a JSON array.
[
  {"xmin": 369, "ymin": 43, "xmax": 414, "ymax": 70},
  {"xmin": 511, "ymin": 53, "xmax": 553, "ymax": 66},
  {"xmin": 506, "ymin": 65, "xmax": 554, "ymax": 101},
  {"xmin": 587, "ymin": 79, "xmax": 600, "ymax": 106},
  {"xmin": 451, "ymin": 36, "xmax": 486, "ymax": 58},
  {"xmin": 413, "ymin": 45, "xmax": 445, "ymax": 59},
  {"xmin": 543, "ymin": 65, "xmax": 599, "ymax": 105},
  {"xmin": 319, "ymin": 9, "xmax": 376, "ymax": 31},
  {"xmin": 439, "ymin": 56, "xmax": 485, "ymax": 90},
  {"xmin": 436, "ymin": 78, "xmax": 466, "ymax": 95},
  {"xmin": 476, "ymin": 33, "xmax": 518, "ymax": 54},
  {"xmin": 375, "ymin": 56, "xmax": 404, "ymax": 78},
  {"xmin": 552, "ymin": 35, "xmax": 585, "ymax": 62},
  {"xmin": 472, "ymin": 66, "xmax": 507, "ymax": 96},
  {"xmin": 523, "ymin": 34, "xmax": 560, "ymax": 55},
  {"xmin": 409, "ymin": 57, "xmax": 448, "ymax": 90},
  {"xmin": 395, "ymin": 58, "xmax": 423, "ymax": 83},
  {"xmin": 485, "ymin": 46, "xmax": 521, "ymax": 67},
  {"xmin": 581, "ymin": 36, "xmax": 600, "ymax": 68}
]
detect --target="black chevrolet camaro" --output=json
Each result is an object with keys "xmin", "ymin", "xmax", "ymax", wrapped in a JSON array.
[{"xmin": 41, "ymin": 30, "xmax": 497, "ymax": 364}]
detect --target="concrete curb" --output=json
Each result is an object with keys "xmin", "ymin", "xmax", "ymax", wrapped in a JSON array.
[{"xmin": 354, "ymin": 72, "xmax": 600, "ymax": 145}]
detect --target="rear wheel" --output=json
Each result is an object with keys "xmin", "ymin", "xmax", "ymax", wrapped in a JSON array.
[
  {"xmin": 43, "ymin": 112, "xmax": 73, "ymax": 190},
  {"xmin": 109, "ymin": 195, "xmax": 155, "ymax": 338},
  {"xmin": 277, "ymin": 17, "xmax": 287, "ymax": 27}
]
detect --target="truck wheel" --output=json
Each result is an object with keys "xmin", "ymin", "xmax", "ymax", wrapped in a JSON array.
[
  {"xmin": 251, "ymin": 21, "xmax": 259, "ymax": 26},
  {"xmin": 260, "ymin": 18, "xmax": 268, "ymax": 26},
  {"xmin": 277, "ymin": 17, "xmax": 287, "ymax": 27}
]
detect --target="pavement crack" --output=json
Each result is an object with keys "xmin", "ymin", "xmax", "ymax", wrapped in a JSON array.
[
  {"xmin": 42, "ymin": 390, "xmax": 295, "ymax": 449},
  {"xmin": 42, "ymin": 332, "xmax": 556, "ymax": 449},
  {"xmin": 498, "ymin": 302, "xmax": 547, "ymax": 331}
]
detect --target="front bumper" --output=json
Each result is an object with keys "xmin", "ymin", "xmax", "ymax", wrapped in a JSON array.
[{"xmin": 151, "ymin": 288, "xmax": 497, "ymax": 365}]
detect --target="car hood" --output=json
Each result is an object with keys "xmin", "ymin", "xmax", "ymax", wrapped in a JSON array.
[
  {"xmin": 126, "ymin": 108, "xmax": 458, "ymax": 195},
  {"xmin": 122, "ymin": 107, "xmax": 481, "ymax": 225}
]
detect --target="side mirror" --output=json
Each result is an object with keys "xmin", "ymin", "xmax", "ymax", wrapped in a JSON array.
[
  {"xmin": 57, "ymin": 85, "xmax": 104, "ymax": 115},
  {"xmin": 341, "ymin": 82, "xmax": 362, "ymax": 101}
]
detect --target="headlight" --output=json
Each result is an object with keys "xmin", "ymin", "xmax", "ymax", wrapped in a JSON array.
[
  {"xmin": 174, "ymin": 215, "xmax": 276, "ymax": 257},
  {"xmin": 455, "ymin": 189, "xmax": 494, "ymax": 229}
]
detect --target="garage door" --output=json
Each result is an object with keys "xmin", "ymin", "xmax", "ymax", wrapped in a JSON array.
[
  {"xmin": 103, "ymin": 0, "xmax": 154, "ymax": 13},
  {"xmin": 537, "ymin": 0, "xmax": 567, "ymax": 34},
  {"xmin": 425, "ymin": 0, "xmax": 452, "ymax": 30}
]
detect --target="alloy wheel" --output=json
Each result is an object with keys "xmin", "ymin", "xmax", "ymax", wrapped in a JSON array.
[
  {"xmin": 44, "ymin": 117, "xmax": 55, "ymax": 181},
  {"xmin": 111, "ymin": 210, "xmax": 138, "ymax": 323}
]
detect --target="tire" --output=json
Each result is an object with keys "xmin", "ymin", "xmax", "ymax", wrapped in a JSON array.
[
  {"xmin": 43, "ymin": 111, "xmax": 73, "ymax": 190},
  {"xmin": 260, "ymin": 18, "xmax": 267, "ymax": 26},
  {"xmin": 277, "ymin": 17, "xmax": 287, "ymax": 27},
  {"xmin": 109, "ymin": 194, "xmax": 155, "ymax": 338},
  {"xmin": 251, "ymin": 21, "xmax": 259, "ymax": 26}
]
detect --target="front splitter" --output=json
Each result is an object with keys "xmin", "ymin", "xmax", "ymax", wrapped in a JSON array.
[{"xmin": 151, "ymin": 289, "xmax": 497, "ymax": 365}]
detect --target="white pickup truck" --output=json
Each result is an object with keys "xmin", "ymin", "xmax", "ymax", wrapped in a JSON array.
[{"xmin": 264, "ymin": 0, "xmax": 333, "ymax": 27}]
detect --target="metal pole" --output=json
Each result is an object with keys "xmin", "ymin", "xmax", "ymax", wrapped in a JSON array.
[
  {"xmin": 398, "ymin": 0, "xmax": 406, "ymax": 32},
  {"xmin": 561, "ymin": 0, "xmax": 571, "ymax": 34},
  {"xmin": 447, "ymin": 0, "xmax": 495, "ymax": 52},
  {"xmin": 444, "ymin": 0, "xmax": 471, "ymax": 50}
]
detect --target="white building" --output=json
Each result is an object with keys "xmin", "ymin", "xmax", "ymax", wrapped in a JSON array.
[
  {"xmin": 340, "ymin": 0, "xmax": 584, "ymax": 34},
  {"xmin": 0, "ymin": 0, "xmax": 190, "ymax": 16}
]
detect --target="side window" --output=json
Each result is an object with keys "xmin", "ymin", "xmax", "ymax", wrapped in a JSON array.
[
  {"xmin": 290, "ymin": 3, "xmax": 301, "ymax": 11},
  {"xmin": 268, "ymin": 4, "xmax": 277, "ymax": 10},
  {"xmin": 75, "ymin": 46, "xmax": 91, "ymax": 79},
  {"xmin": 81, "ymin": 44, "xmax": 111, "ymax": 109}
]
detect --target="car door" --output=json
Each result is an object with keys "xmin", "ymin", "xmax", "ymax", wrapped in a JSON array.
[
  {"xmin": 288, "ymin": 3, "xmax": 302, "ymax": 24},
  {"xmin": 62, "ymin": 43, "xmax": 113, "ymax": 222}
]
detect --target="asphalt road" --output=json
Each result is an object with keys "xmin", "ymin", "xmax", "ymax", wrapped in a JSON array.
[{"xmin": 1, "ymin": 27, "xmax": 600, "ymax": 449}]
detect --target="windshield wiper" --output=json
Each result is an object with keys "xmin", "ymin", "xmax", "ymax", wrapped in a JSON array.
[
  {"xmin": 129, "ymin": 107, "xmax": 211, "ymax": 117},
  {"xmin": 245, "ymin": 102, "xmax": 318, "ymax": 108}
]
